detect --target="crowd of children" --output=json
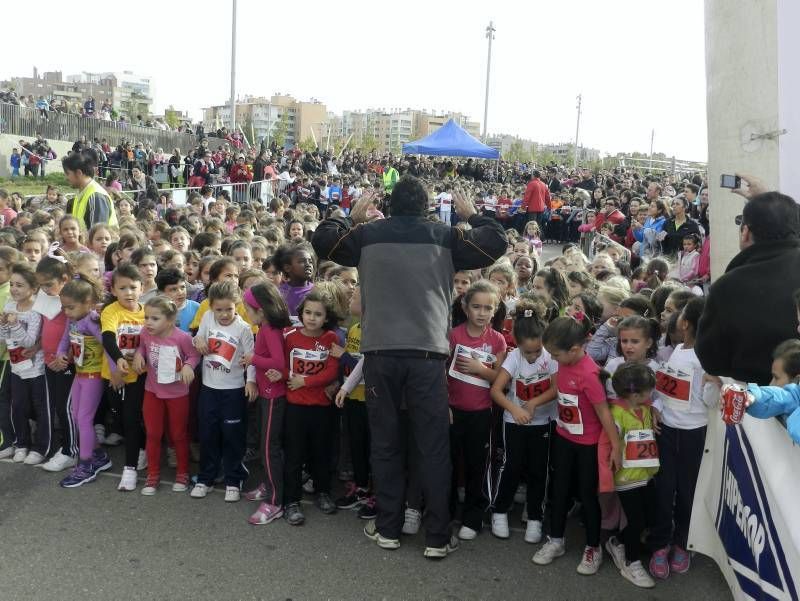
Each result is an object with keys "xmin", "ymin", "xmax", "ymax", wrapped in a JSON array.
[{"xmin": 0, "ymin": 174, "xmax": 797, "ymax": 591}]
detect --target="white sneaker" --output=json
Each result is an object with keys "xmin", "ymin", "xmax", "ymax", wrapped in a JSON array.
[
  {"xmin": 117, "ymin": 467, "xmax": 138, "ymax": 491},
  {"xmin": 136, "ymin": 449, "xmax": 148, "ymax": 471},
  {"xmin": 491, "ymin": 513, "xmax": 510, "ymax": 539},
  {"xmin": 577, "ymin": 545, "xmax": 603, "ymax": 575},
  {"xmin": 605, "ymin": 536, "xmax": 626, "ymax": 571},
  {"xmin": 166, "ymin": 447, "xmax": 177, "ymax": 468},
  {"xmin": 23, "ymin": 451, "xmax": 45, "ymax": 465},
  {"xmin": 524, "ymin": 520, "xmax": 543, "ymax": 544},
  {"xmin": 514, "ymin": 484, "xmax": 526, "ymax": 504},
  {"xmin": 104, "ymin": 432, "xmax": 123, "ymax": 446},
  {"xmin": 41, "ymin": 451, "xmax": 76, "ymax": 472},
  {"xmin": 532, "ymin": 537, "xmax": 566, "ymax": 565},
  {"xmin": 621, "ymin": 560, "xmax": 656, "ymax": 588},
  {"xmin": 190, "ymin": 483, "xmax": 213, "ymax": 498},
  {"xmin": 224, "ymin": 486, "xmax": 240, "ymax": 502},
  {"xmin": 141, "ymin": 483, "xmax": 158, "ymax": 496},
  {"xmin": 402, "ymin": 507, "xmax": 421, "ymax": 535},
  {"xmin": 458, "ymin": 525, "xmax": 478, "ymax": 540},
  {"xmin": 94, "ymin": 424, "xmax": 106, "ymax": 445},
  {"xmin": 0, "ymin": 446, "xmax": 14, "ymax": 460},
  {"xmin": 12, "ymin": 448, "xmax": 28, "ymax": 463}
]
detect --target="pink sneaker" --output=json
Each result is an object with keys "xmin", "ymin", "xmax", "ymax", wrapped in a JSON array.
[
  {"xmin": 670, "ymin": 545, "xmax": 691, "ymax": 573},
  {"xmin": 649, "ymin": 546, "xmax": 671, "ymax": 580},
  {"xmin": 244, "ymin": 483, "xmax": 267, "ymax": 502},
  {"xmin": 248, "ymin": 502, "xmax": 284, "ymax": 525}
]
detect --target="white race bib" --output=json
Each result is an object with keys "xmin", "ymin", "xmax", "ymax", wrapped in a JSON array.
[
  {"xmin": 622, "ymin": 429, "xmax": 659, "ymax": 468},
  {"xmin": 556, "ymin": 393, "xmax": 583, "ymax": 435},
  {"xmin": 655, "ymin": 365, "xmax": 693, "ymax": 412},
  {"xmin": 69, "ymin": 332, "xmax": 85, "ymax": 367},
  {"xmin": 289, "ymin": 348, "xmax": 329, "ymax": 378},
  {"xmin": 206, "ymin": 330, "xmax": 238, "ymax": 370},
  {"xmin": 448, "ymin": 344, "xmax": 496, "ymax": 389},
  {"xmin": 156, "ymin": 345, "xmax": 182, "ymax": 384},
  {"xmin": 7, "ymin": 340, "xmax": 33, "ymax": 374},
  {"xmin": 116, "ymin": 324, "xmax": 142, "ymax": 359}
]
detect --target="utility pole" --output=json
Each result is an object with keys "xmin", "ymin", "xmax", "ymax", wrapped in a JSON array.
[
  {"xmin": 229, "ymin": 0, "xmax": 237, "ymax": 133},
  {"xmin": 649, "ymin": 128, "xmax": 655, "ymax": 170},
  {"xmin": 482, "ymin": 21, "xmax": 496, "ymax": 142},
  {"xmin": 573, "ymin": 93, "xmax": 582, "ymax": 171}
]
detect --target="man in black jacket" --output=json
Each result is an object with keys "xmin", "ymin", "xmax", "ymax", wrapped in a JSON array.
[
  {"xmin": 312, "ymin": 176, "xmax": 506, "ymax": 558},
  {"xmin": 696, "ymin": 190, "xmax": 800, "ymax": 384}
]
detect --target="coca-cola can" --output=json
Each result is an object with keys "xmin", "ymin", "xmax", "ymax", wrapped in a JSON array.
[{"xmin": 721, "ymin": 384, "xmax": 748, "ymax": 425}]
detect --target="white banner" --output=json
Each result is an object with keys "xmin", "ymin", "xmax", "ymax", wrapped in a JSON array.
[{"xmin": 689, "ymin": 412, "xmax": 800, "ymax": 601}]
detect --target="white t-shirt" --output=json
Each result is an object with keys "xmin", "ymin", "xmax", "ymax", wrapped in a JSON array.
[
  {"xmin": 653, "ymin": 344, "xmax": 718, "ymax": 429},
  {"xmin": 500, "ymin": 347, "xmax": 558, "ymax": 426},
  {"xmin": 436, "ymin": 192, "xmax": 452, "ymax": 222},
  {"xmin": 604, "ymin": 357, "xmax": 661, "ymax": 400},
  {"xmin": 195, "ymin": 311, "xmax": 256, "ymax": 390}
]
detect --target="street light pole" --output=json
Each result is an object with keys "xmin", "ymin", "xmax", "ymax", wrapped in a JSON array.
[
  {"xmin": 230, "ymin": 0, "xmax": 237, "ymax": 133},
  {"xmin": 573, "ymin": 93, "xmax": 582, "ymax": 171},
  {"xmin": 482, "ymin": 21, "xmax": 495, "ymax": 142}
]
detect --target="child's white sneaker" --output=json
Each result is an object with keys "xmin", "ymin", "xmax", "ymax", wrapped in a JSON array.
[
  {"xmin": 524, "ymin": 520, "xmax": 543, "ymax": 544},
  {"xmin": 190, "ymin": 483, "xmax": 213, "ymax": 498},
  {"xmin": 491, "ymin": 513, "xmax": 510, "ymax": 539},
  {"xmin": 117, "ymin": 467, "xmax": 138, "ymax": 491}
]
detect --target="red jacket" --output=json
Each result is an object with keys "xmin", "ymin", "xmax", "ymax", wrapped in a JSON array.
[
  {"xmin": 523, "ymin": 178, "xmax": 550, "ymax": 213},
  {"xmin": 230, "ymin": 163, "xmax": 253, "ymax": 184}
]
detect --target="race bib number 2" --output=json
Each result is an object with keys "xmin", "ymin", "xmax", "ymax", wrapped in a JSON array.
[{"xmin": 207, "ymin": 330, "xmax": 238, "ymax": 370}]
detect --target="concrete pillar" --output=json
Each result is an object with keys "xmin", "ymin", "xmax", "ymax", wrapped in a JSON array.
[{"xmin": 705, "ymin": 0, "xmax": 799, "ymax": 278}]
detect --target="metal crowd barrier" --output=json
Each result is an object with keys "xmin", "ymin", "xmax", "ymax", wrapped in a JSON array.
[{"xmin": 0, "ymin": 102, "xmax": 199, "ymax": 154}]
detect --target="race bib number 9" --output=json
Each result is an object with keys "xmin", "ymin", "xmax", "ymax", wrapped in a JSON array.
[
  {"xmin": 514, "ymin": 373, "xmax": 550, "ymax": 403},
  {"xmin": 448, "ymin": 344, "xmax": 496, "ymax": 389},
  {"xmin": 70, "ymin": 332, "xmax": 85, "ymax": 367},
  {"xmin": 655, "ymin": 365, "xmax": 693, "ymax": 412},
  {"xmin": 622, "ymin": 429, "xmax": 659, "ymax": 468},
  {"xmin": 117, "ymin": 324, "xmax": 142, "ymax": 357},
  {"xmin": 557, "ymin": 393, "xmax": 583, "ymax": 435},
  {"xmin": 290, "ymin": 348, "xmax": 329, "ymax": 377},
  {"xmin": 207, "ymin": 330, "xmax": 238, "ymax": 370}
]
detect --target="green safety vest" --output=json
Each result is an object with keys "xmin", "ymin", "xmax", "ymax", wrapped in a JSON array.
[
  {"xmin": 72, "ymin": 179, "xmax": 118, "ymax": 227},
  {"xmin": 610, "ymin": 402, "xmax": 660, "ymax": 489},
  {"xmin": 382, "ymin": 167, "xmax": 399, "ymax": 192}
]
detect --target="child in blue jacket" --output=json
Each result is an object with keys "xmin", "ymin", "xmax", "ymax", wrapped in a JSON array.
[{"xmin": 743, "ymin": 339, "xmax": 800, "ymax": 443}]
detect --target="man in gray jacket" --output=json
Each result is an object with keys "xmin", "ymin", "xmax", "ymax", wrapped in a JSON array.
[{"xmin": 312, "ymin": 175, "xmax": 506, "ymax": 559}]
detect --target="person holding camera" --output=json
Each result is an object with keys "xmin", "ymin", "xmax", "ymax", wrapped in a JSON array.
[{"xmin": 696, "ymin": 175, "xmax": 800, "ymax": 385}]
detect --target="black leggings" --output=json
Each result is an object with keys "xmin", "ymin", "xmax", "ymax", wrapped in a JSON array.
[
  {"xmin": 106, "ymin": 375, "xmax": 146, "ymax": 467},
  {"xmin": 494, "ymin": 421, "xmax": 552, "ymax": 519},
  {"xmin": 549, "ymin": 432, "xmax": 600, "ymax": 547},
  {"xmin": 617, "ymin": 482, "xmax": 656, "ymax": 561}
]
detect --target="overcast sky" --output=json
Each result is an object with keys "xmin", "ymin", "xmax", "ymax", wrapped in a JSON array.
[{"xmin": 2, "ymin": 0, "xmax": 707, "ymax": 161}]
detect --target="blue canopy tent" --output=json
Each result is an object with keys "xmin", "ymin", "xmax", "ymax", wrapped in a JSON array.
[{"xmin": 402, "ymin": 119, "xmax": 500, "ymax": 159}]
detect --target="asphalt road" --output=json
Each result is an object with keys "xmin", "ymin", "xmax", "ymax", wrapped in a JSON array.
[{"xmin": 0, "ymin": 451, "xmax": 731, "ymax": 601}]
